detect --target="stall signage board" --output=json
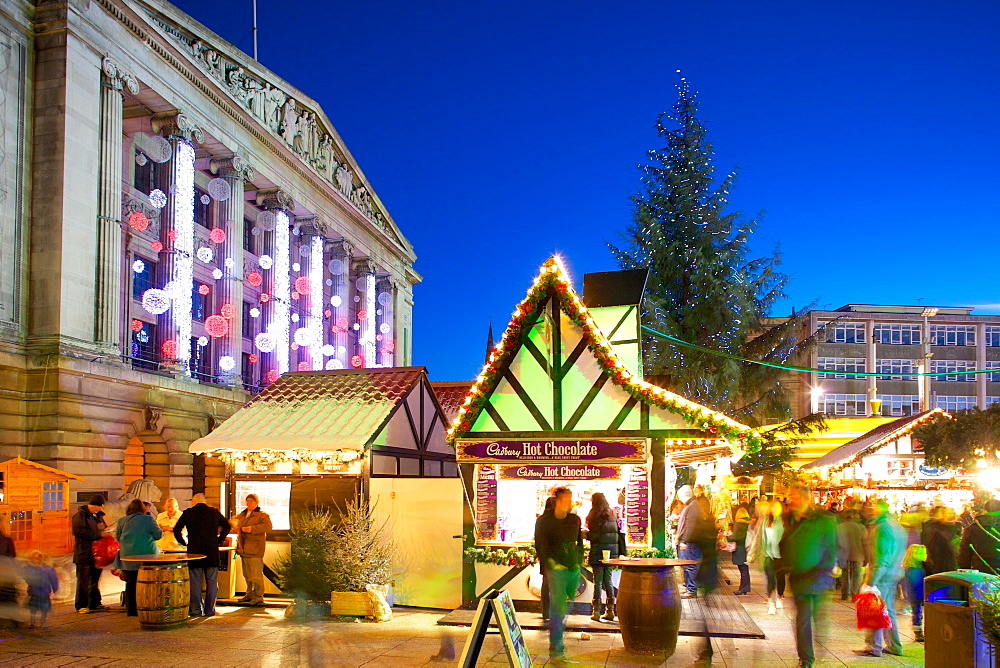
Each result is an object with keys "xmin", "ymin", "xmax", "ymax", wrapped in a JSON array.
[
  {"xmin": 625, "ymin": 465, "xmax": 649, "ymax": 543},
  {"xmin": 457, "ymin": 438, "xmax": 647, "ymax": 463},
  {"xmin": 459, "ymin": 589, "xmax": 531, "ymax": 668},
  {"xmin": 476, "ymin": 465, "xmax": 498, "ymax": 541},
  {"xmin": 499, "ymin": 464, "xmax": 620, "ymax": 480}
]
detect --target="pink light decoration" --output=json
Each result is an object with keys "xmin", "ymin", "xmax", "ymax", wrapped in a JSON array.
[
  {"xmin": 128, "ymin": 212, "xmax": 150, "ymax": 232},
  {"xmin": 324, "ymin": 309, "xmax": 332, "ymax": 318},
  {"xmin": 297, "ymin": 361, "xmax": 310, "ymax": 371},
  {"xmin": 167, "ymin": 230, "xmax": 178, "ymax": 241},
  {"xmin": 161, "ymin": 339, "xmax": 177, "ymax": 358},
  {"xmin": 198, "ymin": 284, "xmax": 210, "ymax": 295},
  {"xmin": 151, "ymin": 240, "xmax": 163, "ymax": 253},
  {"xmin": 291, "ymin": 292, "xmax": 300, "ymax": 300},
  {"xmin": 351, "ymin": 354, "xmax": 363, "ymax": 368},
  {"xmin": 248, "ymin": 353, "xmax": 258, "ymax": 363},
  {"xmin": 130, "ymin": 319, "xmax": 143, "ymax": 333},
  {"xmin": 209, "ymin": 228, "xmax": 226, "ymax": 244},
  {"xmin": 260, "ymin": 293, "xmax": 270, "ymax": 303},
  {"xmin": 266, "ymin": 369, "xmax": 279, "ymax": 383},
  {"xmin": 205, "ymin": 315, "xmax": 228, "ymax": 338},
  {"xmin": 220, "ymin": 303, "xmax": 236, "ymax": 319},
  {"xmin": 357, "ymin": 310, "xmax": 368, "ymax": 322},
  {"xmin": 294, "ymin": 277, "xmax": 310, "ymax": 294},
  {"xmin": 247, "ymin": 272, "xmax": 262, "ymax": 287},
  {"xmin": 291, "ymin": 343, "xmax": 300, "ymax": 351},
  {"xmin": 337, "ymin": 317, "xmax": 348, "ymax": 329}
]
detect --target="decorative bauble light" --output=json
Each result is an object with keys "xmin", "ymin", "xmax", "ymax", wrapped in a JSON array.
[
  {"xmin": 146, "ymin": 135, "xmax": 172, "ymax": 163},
  {"xmin": 258, "ymin": 255, "xmax": 273, "ymax": 270},
  {"xmin": 247, "ymin": 272, "xmax": 263, "ymax": 287},
  {"xmin": 212, "ymin": 268, "xmax": 223, "ymax": 280},
  {"xmin": 352, "ymin": 323, "xmax": 360, "ymax": 331},
  {"xmin": 325, "ymin": 359, "xmax": 343, "ymax": 370},
  {"xmin": 328, "ymin": 259, "xmax": 345, "ymax": 275},
  {"xmin": 357, "ymin": 310, "xmax": 368, "ymax": 322},
  {"xmin": 324, "ymin": 309, "xmax": 332, "ymax": 318},
  {"xmin": 266, "ymin": 369, "xmax": 279, "ymax": 383},
  {"xmin": 322, "ymin": 345, "xmax": 336, "ymax": 356},
  {"xmin": 142, "ymin": 289, "xmax": 171, "ymax": 315},
  {"xmin": 132, "ymin": 259, "xmax": 145, "ymax": 274},
  {"xmin": 291, "ymin": 292, "xmax": 300, "ymax": 301},
  {"xmin": 166, "ymin": 230, "xmax": 178, "ymax": 241},
  {"xmin": 207, "ymin": 178, "xmax": 231, "ymax": 201},
  {"xmin": 356, "ymin": 278, "xmax": 369, "ymax": 291},
  {"xmin": 224, "ymin": 258, "xmax": 235, "ymax": 269},
  {"xmin": 290, "ymin": 343, "xmax": 300, "ymax": 351},
  {"xmin": 163, "ymin": 281, "xmax": 181, "ymax": 299},
  {"xmin": 298, "ymin": 245, "xmax": 310, "ymax": 257},
  {"xmin": 294, "ymin": 277, "xmax": 310, "ymax": 294},
  {"xmin": 220, "ymin": 303, "xmax": 236, "ymax": 319},
  {"xmin": 248, "ymin": 353, "xmax": 258, "ymax": 363},
  {"xmin": 205, "ymin": 315, "xmax": 228, "ymax": 338},
  {"xmin": 379, "ymin": 323, "xmax": 391, "ymax": 334},
  {"xmin": 353, "ymin": 296, "xmax": 360, "ymax": 302},
  {"xmin": 198, "ymin": 284, "xmax": 210, "ymax": 296},
  {"xmin": 249, "ymin": 307, "xmax": 260, "ymax": 318},
  {"xmin": 197, "ymin": 336, "xmax": 209, "ymax": 347},
  {"xmin": 149, "ymin": 189, "xmax": 168, "ymax": 209},
  {"xmin": 297, "ymin": 361, "xmax": 310, "ymax": 371},
  {"xmin": 161, "ymin": 339, "xmax": 177, "ymax": 358},
  {"xmin": 130, "ymin": 319, "xmax": 144, "ymax": 333},
  {"xmin": 251, "ymin": 227, "xmax": 260, "ymax": 236},
  {"xmin": 254, "ymin": 332, "xmax": 276, "ymax": 352},
  {"xmin": 200, "ymin": 194, "xmax": 211, "ymax": 206},
  {"xmin": 151, "ymin": 240, "xmax": 163, "ymax": 253},
  {"xmin": 259, "ymin": 292, "xmax": 270, "ymax": 303},
  {"xmin": 351, "ymin": 354, "xmax": 363, "ymax": 368},
  {"xmin": 257, "ymin": 211, "xmax": 276, "ymax": 231},
  {"xmin": 337, "ymin": 317, "xmax": 348, "ymax": 329},
  {"xmin": 292, "ymin": 262, "xmax": 301, "ymax": 272},
  {"xmin": 196, "ymin": 247, "xmax": 213, "ymax": 263},
  {"xmin": 293, "ymin": 327, "xmax": 313, "ymax": 346},
  {"xmin": 325, "ymin": 279, "xmax": 332, "ymax": 286},
  {"xmin": 128, "ymin": 211, "xmax": 150, "ymax": 232},
  {"xmin": 209, "ymin": 228, "xmax": 226, "ymax": 244},
  {"xmin": 337, "ymin": 346, "xmax": 346, "ymax": 355},
  {"xmin": 219, "ymin": 355, "xmax": 236, "ymax": 371},
  {"xmin": 378, "ymin": 292, "xmax": 392, "ymax": 306},
  {"xmin": 330, "ymin": 295, "xmax": 342, "ymax": 308},
  {"xmin": 135, "ymin": 152, "xmax": 148, "ymax": 166}
]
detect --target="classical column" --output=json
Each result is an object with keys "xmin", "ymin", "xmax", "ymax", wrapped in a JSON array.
[
  {"xmin": 209, "ymin": 155, "xmax": 255, "ymax": 386},
  {"xmin": 256, "ymin": 189, "xmax": 294, "ymax": 379},
  {"xmin": 375, "ymin": 274, "xmax": 394, "ymax": 368},
  {"xmin": 325, "ymin": 238, "xmax": 353, "ymax": 370},
  {"xmin": 150, "ymin": 112, "xmax": 204, "ymax": 376},
  {"xmin": 353, "ymin": 258, "xmax": 377, "ymax": 368},
  {"xmin": 296, "ymin": 217, "xmax": 326, "ymax": 371},
  {"xmin": 95, "ymin": 57, "xmax": 139, "ymax": 354}
]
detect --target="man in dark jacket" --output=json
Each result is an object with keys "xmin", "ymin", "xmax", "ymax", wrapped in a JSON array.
[
  {"xmin": 72, "ymin": 495, "xmax": 110, "ymax": 614},
  {"xmin": 922, "ymin": 506, "xmax": 959, "ymax": 575},
  {"xmin": 958, "ymin": 498, "xmax": 1000, "ymax": 574},
  {"xmin": 780, "ymin": 484, "xmax": 837, "ymax": 668},
  {"xmin": 676, "ymin": 485, "xmax": 715, "ymax": 598},
  {"xmin": 174, "ymin": 493, "xmax": 232, "ymax": 617},
  {"xmin": 534, "ymin": 487, "xmax": 583, "ymax": 664}
]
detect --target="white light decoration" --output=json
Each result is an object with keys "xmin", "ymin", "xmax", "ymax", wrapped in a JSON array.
[
  {"xmin": 135, "ymin": 152, "xmax": 148, "ymax": 166},
  {"xmin": 196, "ymin": 247, "xmax": 213, "ymax": 263},
  {"xmin": 250, "ymin": 307, "xmax": 260, "ymax": 318},
  {"xmin": 219, "ymin": 355, "xmax": 236, "ymax": 371},
  {"xmin": 328, "ymin": 258, "xmax": 345, "ymax": 275},
  {"xmin": 309, "ymin": 235, "xmax": 324, "ymax": 371},
  {"xmin": 207, "ymin": 177, "xmax": 231, "ymax": 201},
  {"xmin": 149, "ymin": 188, "xmax": 168, "ymax": 209},
  {"xmin": 379, "ymin": 322, "xmax": 391, "ymax": 334},
  {"xmin": 378, "ymin": 292, "xmax": 392, "ymax": 307},
  {"xmin": 172, "ymin": 141, "xmax": 196, "ymax": 371},
  {"xmin": 200, "ymin": 194, "xmax": 211, "ymax": 206},
  {"xmin": 212, "ymin": 268, "xmax": 223, "ymax": 280},
  {"xmin": 224, "ymin": 258, "xmax": 235, "ymax": 269},
  {"xmin": 132, "ymin": 259, "xmax": 145, "ymax": 274},
  {"xmin": 259, "ymin": 255, "xmax": 273, "ymax": 270},
  {"xmin": 273, "ymin": 210, "xmax": 291, "ymax": 374},
  {"xmin": 322, "ymin": 344, "xmax": 336, "ymax": 356},
  {"xmin": 293, "ymin": 327, "xmax": 314, "ymax": 347},
  {"xmin": 360, "ymin": 272, "xmax": 376, "ymax": 369},
  {"xmin": 337, "ymin": 346, "xmax": 346, "ymax": 356},
  {"xmin": 163, "ymin": 280, "xmax": 181, "ymax": 299},
  {"xmin": 147, "ymin": 135, "xmax": 172, "ymax": 163},
  {"xmin": 141, "ymin": 288, "xmax": 171, "ymax": 315},
  {"xmin": 325, "ymin": 279, "xmax": 332, "ymax": 287},
  {"xmin": 330, "ymin": 295, "xmax": 342, "ymax": 307},
  {"xmin": 299, "ymin": 245, "xmax": 311, "ymax": 257},
  {"xmin": 353, "ymin": 323, "xmax": 360, "ymax": 331},
  {"xmin": 325, "ymin": 359, "xmax": 343, "ymax": 370},
  {"xmin": 197, "ymin": 336, "xmax": 209, "ymax": 347},
  {"xmin": 251, "ymin": 227, "xmax": 260, "ymax": 236},
  {"xmin": 292, "ymin": 262, "xmax": 300, "ymax": 272},
  {"xmin": 254, "ymin": 332, "xmax": 276, "ymax": 353},
  {"xmin": 257, "ymin": 210, "xmax": 276, "ymax": 231},
  {"xmin": 291, "ymin": 313, "xmax": 300, "ymax": 323}
]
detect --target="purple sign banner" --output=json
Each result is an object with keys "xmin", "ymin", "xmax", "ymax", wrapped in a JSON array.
[
  {"xmin": 456, "ymin": 439, "xmax": 647, "ymax": 463},
  {"xmin": 499, "ymin": 465, "xmax": 621, "ymax": 480}
]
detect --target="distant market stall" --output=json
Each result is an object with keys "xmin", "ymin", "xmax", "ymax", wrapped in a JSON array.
[{"xmin": 450, "ymin": 258, "xmax": 753, "ymax": 606}]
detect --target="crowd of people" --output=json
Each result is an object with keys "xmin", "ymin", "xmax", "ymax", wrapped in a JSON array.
[{"xmin": 0, "ymin": 489, "xmax": 273, "ymax": 630}]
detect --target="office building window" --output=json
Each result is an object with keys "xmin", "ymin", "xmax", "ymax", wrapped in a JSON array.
[
  {"xmin": 930, "ymin": 324, "xmax": 976, "ymax": 346},
  {"xmin": 192, "ymin": 285, "xmax": 207, "ymax": 322},
  {"xmin": 243, "ymin": 217, "xmax": 255, "ymax": 254},
  {"xmin": 194, "ymin": 187, "xmax": 212, "ymax": 228},
  {"xmin": 936, "ymin": 396, "xmax": 977, "ymax": 411},
  {"xmin": 42, "ymin": 482, "xmax": 64, "ymax": 511},
  {"xmin": 987, "ymin": 327, "xmax": 1000, "ymax": 347},
  {"xmin": 132, "ymin": 258, "xmax": 156, "ymax": 301},
  {"xmin": 818, "ymin": 357, "xmax": 866, "ymax": 379},
  {"xmin": 987, "ymin": 396, "xmax": 1000, "ymax": 406},
  {"xmin": 876, "ymin": 359, "xmax": 919, "ymax": 380},
  {"xmin": 877, "ymin": 395, "xmax": 920, "ymax": 417},
  {"xmin": 130, "ymin": 322, "xmax": 157, "ymax": 371},
  {"xmin": 931, "ymin": 360, "xmax": 977, "ymax": 382},
  {"xmin": 987, "ymin": 361, "xmax": 1000, "ymax": 383},
  {"xmin": 821, "ymin": 321, "xmax": 865, "ymax": 344},
  {"xmin": 190, "ymin": 337, "xmax": 213, "ymax": 381},
  {"xmin": 874, "ymin": 323, "xmax": 921, "ymax": 345},
  {"xmin": 818, "ymin": 394, "xmax": 866, "ymax": 416},
  {"xmin": 133, "ymin": 151, "xmax": 161, "ymax": 196}
]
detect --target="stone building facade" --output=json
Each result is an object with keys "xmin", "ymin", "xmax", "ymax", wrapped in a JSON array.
[{"xmin": 0, "ymin": 0, "xmax": 420, "ymax": 504}]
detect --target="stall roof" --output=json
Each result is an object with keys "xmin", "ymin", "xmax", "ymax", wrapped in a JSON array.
[
  {"xmin": 189, "ymin": 367, "xmax": 429, "ymax": 454},
  {"xmin": 430, "ymin": 381, "xmax": 474, "ymax": 425},
  {"xmin": 0, "ymin": 456, "xmax": 85, "ymax": 481},
  {"xmin": 802, "ymin": 409, "xmax": 947, "ymax": 470},
  {"xmin": 784, "ymin": 417, "xmax": 897, "ymax": 468}
]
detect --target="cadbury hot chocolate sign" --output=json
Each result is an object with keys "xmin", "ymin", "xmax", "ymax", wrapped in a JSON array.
[{"xmin": 456, "ymin": 439, "xmax": 646, "ymax": 463}]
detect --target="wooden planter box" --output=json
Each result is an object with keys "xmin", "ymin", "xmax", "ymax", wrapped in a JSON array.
[{"xmin": 329, "ymin": 591, "xmax": 374, "ymax": 617}]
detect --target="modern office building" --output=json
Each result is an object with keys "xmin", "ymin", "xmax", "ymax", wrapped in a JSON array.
[
  {"xmin": 799, "ymin": 305, "xmax": 1000, "ymax": 418},
  {"xmin": 0, "ymin": 0, "xmax": 419, "ymax": 503}
]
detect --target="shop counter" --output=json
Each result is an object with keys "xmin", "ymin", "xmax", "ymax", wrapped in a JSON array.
[{"xmin": 602, "ymin": 558, "xmax": 696, "ymax": 656}]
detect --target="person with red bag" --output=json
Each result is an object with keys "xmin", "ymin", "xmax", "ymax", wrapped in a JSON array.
[
  {"xmin": 854, "ymin": 499, "xmax": 906, "ymax": 658},
  {"xmin": 72, "ymin": 495, "xmax": 110, "ymax": 614}
]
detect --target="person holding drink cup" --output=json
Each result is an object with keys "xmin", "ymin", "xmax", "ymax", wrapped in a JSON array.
[{"xmin": 585, "ymin": 492, "xmax": 621, "ymax": 621}]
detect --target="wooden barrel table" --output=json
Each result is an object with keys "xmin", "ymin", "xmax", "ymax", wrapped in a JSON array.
[
  {"xmin": 121, "ymin": 553, "xmax": 205, "ymax": 630},
  {"xmin": 603, "ymin": 558, "xmax": 696, "ymax": 657}
]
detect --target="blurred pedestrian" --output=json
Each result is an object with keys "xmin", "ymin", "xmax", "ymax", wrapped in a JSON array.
[
  {"xmin": 958, "ymin": 498, "xmax": 1000, "ymax": 574},
  {"xmin": 585, "ymin": 492, "xmax": 620, "ymax": 621},
  {"xmin": 538, "ymin": 496, "xmax": 556, "ymax": 621},
  {"xmin": 855, "ymin": 499, "xmax": 906, "ymax": 658},
  {"xmin": 836, "ymin": 509, "xmax": 866, "ymax": 601},
  {"xmin": 763, "ymin": 500, "xmax": 787, "ymax": 614},
  {"xmin": 780, "ymin": 484, "xmax": 837, "ymax": 668},
  {"xmin": 0, "ymin": 523, "xmax": 16, "ymax": 628},
  {"xmin": 730, "ymin": 503, "xmax": 751, "ymax": 595},
  {"xmin": 902, "ymin": 543, "xmax": 927, "ymax": 642},
  {"xmin": 676, "ymin": 485, "xmax": 712, "ymax": 599},
  {"xmin": 23, "ymin": 550, "xmax": 58, "ymax": 630},
  {"xmin": 922, "ymin": 505, "xmax": 959, "ymax": 575},
  {"xmin": 534, "ymin": 487, "xmax": 583, "ymax": 665}
]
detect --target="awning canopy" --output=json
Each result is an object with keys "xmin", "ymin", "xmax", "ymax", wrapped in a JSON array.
[
  {"xmin": 189, "ymin": 368, "xmax": 428, "ymax": 454},
  {"xmin": 802, "ymin": 409, "xmax": 947, "ymax": 471}
]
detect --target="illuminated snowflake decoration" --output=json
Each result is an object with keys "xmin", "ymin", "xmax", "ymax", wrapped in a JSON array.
[
  {"xmin": 254, "ymin": 332, "xmax": 277, "ymax": 353},
  {"xmin": 219, "ymin": 355, "xmax": 236, "ymax": 372},
  {"xmin": 258, "ymin": 255, "xmax": 273, "ymax": 270},
  {"xmin": 148, "ymin": 189, "xmax": 168, "ymax": 209},
  {"xmin": 196, "ymin": 247, "xmax": 214, "ymax": 263},
  {"xmin": 132, "ymin": 260, "xmax": 145, "ymax": 274},
  {"xmin": 292, "ymin": 263, "xmax": 301, "ymax": 272},
  {"xmin": 141, "ymin": 289, "xmax": 171, "ymax": 315},
  {"xmin": 291, "ymin": 313, "xmax": 300, "ymax": 323},
  {"xmin": 224, "ymin": 258, "xmax": 235, "ymax": 269}
]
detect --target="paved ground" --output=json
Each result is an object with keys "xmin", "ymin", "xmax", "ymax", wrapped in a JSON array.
[{"xmin": 0, "ymin": 566, "xmax": 925, "ymax": 666}]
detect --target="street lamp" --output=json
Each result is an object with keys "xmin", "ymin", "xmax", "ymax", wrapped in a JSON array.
[{"xmin": 810, "ymin": 386, "xmax": 825, "ymax": 414}]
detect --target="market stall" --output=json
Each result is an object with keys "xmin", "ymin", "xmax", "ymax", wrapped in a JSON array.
[{"xmin": 450, "ymin": 259, "xmax": 752, "ymax": 607}]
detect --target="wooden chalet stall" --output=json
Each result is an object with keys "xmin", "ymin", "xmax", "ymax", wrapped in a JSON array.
[
  {"xmin": 0, "ymin": 457, "xmax": 83, "ymax": 555},
  {"xmin": 188, "ymin": 367, "xmax": 464, "ymax": 608},
  {"xmin": 450, "ymin": 258, "xmax": 751, "ymax": 607}
]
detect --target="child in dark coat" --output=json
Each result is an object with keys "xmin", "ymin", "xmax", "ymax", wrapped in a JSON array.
[{"xmin": 24, "ymin": 551, "xmax": 59, "ymax": 629}]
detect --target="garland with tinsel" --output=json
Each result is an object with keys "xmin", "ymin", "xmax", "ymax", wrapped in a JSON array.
[{"xmin": 449, "ymin": 258, "xmax": 758, "ymax": 451}]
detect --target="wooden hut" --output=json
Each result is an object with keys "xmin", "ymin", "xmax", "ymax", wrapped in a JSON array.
[{"xmin": 0, "ymin": 456, "xmax": 84, "ymax": 555}]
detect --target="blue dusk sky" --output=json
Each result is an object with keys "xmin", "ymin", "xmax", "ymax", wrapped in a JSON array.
[{"xmin": 168, "ymin": 0, "xmax": 999, "ymax": 382}]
